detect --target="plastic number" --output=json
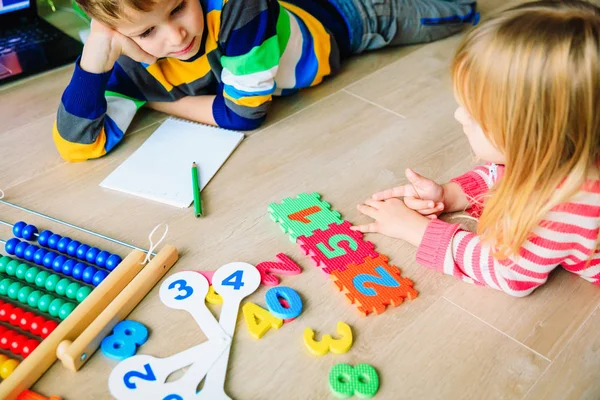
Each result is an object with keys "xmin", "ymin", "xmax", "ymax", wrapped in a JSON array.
[
  {"xmin": 168, "ymin": 279, "xmax": 193, "ymax": 300},
  {"xmin": 352, "ymin": 266, "xmax": 400, "ymax": 296},
  {"xmin": 242, "ymin": 302, "xmax": 283, "ymax": 339},
  {"xmin": 163, "ymin": 395, "xmax": 184, "ymax": 400},
  {"xmin": 124, "ymin": 363, "xmax": 156, "ymax": 389},
  {"xmin": 205, "ymin": 285, "xmax": 223, "ymax": 305},
  {"xmin": 265, "ymin": 286, "xmax": 303, "ymax": 319},
  {"xmin": 328, "ymin": 363, "xmax": 379, "ymax": 399},
  {"xmin": 303, "ymin": 322, "xmax": 353, "ymax": 356},
  {"xmin": 221, "ymin": 270, "xmax": 244, "ymax": 290},
  {"xmin": 255, "ymin": 253, "xmax": 302, "ymax": 286},
  {"xmin": 101, "ymin": 320, "xmax": 149, "ymax": 361},
  {"xmin": 316, "ymin": 234, "xmax": 358, "ymax": 259}
]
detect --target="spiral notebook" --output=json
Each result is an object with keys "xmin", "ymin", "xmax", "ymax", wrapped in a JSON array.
[{"xmin": 100, "ymin": 118, "xmax": 245, "ymax": 208}]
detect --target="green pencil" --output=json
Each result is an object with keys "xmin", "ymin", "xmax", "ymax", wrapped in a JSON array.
[{"xmin": 191, "ymin": 162, "xmax": 203, "ymax": 217}]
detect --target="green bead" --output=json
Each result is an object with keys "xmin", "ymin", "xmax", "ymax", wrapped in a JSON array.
[
  {"xmin": 7, "ymin": 282, "xmax": 22, "ymax": 299},
  {"xmin": 35, "ymin": 271, "xmax": 50, "ymax": 288},
  {"xmin": 37, "ymin": 294, "xmax": 54, "ymax": 312},
  {"xmin": 55, "ymin": 278, "xmax": 70, "ymax": 296},
  {"xmin": 17, "ymin": 286, "xmax": 33, "ymax": 303},
  {"xmin": 15, "ymin": 263, "xmax": 29, "ymax": 280},
  {"xmin": 48, "ymin": 298, "xmax": 65, "ymax": 318},
  {"xmin": 0, "ymin": 256, "xmax": 11, "ymax": 273},
  {"xmin": 58, "ymin": 302, "xmax": 76, "ymax": 320},
  {"xmin": 75, "ymin": 286, "xmax": 92, "ymax": 303},
  {"xmin": 5, "ymin": 260, "xmax": 19, "ymax": 276},
  {"xmin": 0, "ymin": 278, "xmax": 12, "ymax": 296},
  {"xmin": 25, "ymin": 267, "xmax": 40, "ymax": 283},
  {"xmin": 65, "ymin": 283, "xmax": 80, "ymax": 299},
  {"xmin": 44, "ymin": 274, "xmax": 60, "ymax": 292},
  {"xmin": 27, "ymin": 290, "xmax": 43, "ymax": 308}
]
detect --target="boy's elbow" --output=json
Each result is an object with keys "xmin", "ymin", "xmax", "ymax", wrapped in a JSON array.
[{"xmin": 53, "ymin": 122, "xmax": 107, "ymax": 162}]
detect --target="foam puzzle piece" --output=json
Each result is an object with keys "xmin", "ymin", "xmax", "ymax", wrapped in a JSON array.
[
  {"xmin": 303, "ymin": 322, "xmax": 353, "ymax": 356},
  {"xmin": 242, "ymin": 302, "xmax": 283, "ymax": 339},
  {"xmin": 279, "ymin": 298, "xmax": 295, "ymax": 323},
  {"xmin": 297, "ymin": 221, "xmax": 379, "ymax": 274},
  {"xmin": 101, "ymin": 320, "xmax": 149, "ymax": 361},
  {"xmin": 196, "ymin": 271, "xmax": 215, "ymax": 284},
  {"xmin": 268, "ymin": 192, "xmax": 343, "ymax": 242},
  {"xmin": 256, "ymin": 253, "xmax": 302, "ymax": 286},
  {"xmin": 265, "ymin": 286, "xmax": 303, "ymax": 320},
  {"xmin": 331, "ymin": 255, "xmax": 418, "ymax": 316},
  {"xmin": 329, "ymin": 363, "xmax": 379, "ymax": 399},
  {"xmin": 206, "ymin": 285, "xmax": 223, "ymax": 305}
]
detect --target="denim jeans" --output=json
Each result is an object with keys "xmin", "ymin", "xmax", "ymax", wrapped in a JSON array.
[{"xmin": 328, "ymin": 0, "xmax": 479, "ymax": 53}]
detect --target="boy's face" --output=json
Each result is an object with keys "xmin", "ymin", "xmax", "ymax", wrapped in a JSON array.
[
  {"xmin": 454, "ymin": 106, "xmax": 506, "ymax": 164},
  {"xmin": 116, "ymin": 0, "xmax": 204, "ymax": 60}
]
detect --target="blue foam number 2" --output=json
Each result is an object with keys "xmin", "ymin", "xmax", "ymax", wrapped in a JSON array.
[
  {"xmin": 124, "ymin": 363, "xmax": 156, "ymax": 389},
  {"xmin": 168, "ymin": 279, "xmax": 193, "ymax": 300},
  {"xmin": 221, "ymin": 270, "xmax": 245, "ymax": 290},
  {"xmin": 352, "ymin": 266, "xmax": 400, "ymax": 296}
]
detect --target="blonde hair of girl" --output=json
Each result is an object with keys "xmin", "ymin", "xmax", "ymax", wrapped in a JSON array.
[{"xmin": 451, "ymin": 0, "xmax": 600, "ymax": 259}]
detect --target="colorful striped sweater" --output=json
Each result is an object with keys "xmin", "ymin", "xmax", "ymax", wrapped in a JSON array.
[
  {"xmin": 416, "ymin": 164, "xmax": 600, "ymax": 297},
  {"xmin": 53, "ymin": 0, "xmax": 349, "ymax": 161}
]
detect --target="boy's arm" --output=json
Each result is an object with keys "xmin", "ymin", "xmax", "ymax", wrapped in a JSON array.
[
  {"xmin": 213, "ymin": 0, "xmax": 284, "ymax": 130},
  {"xmin": 146, "ymin": 95, "xmax": 216, "ymax": 126},
  {"xmin": 53, "ymin": 59, "xmax": 147, "ymax": 162}
]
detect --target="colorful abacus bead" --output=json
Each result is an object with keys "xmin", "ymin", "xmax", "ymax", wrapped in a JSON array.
[
  {"xmin": 75, "ymin": 244, "xmax": 90, "ymax": 261},
  {"xmin": 33, "ymin": 248, "xmax": 47, "ymax": 265},
  {"xmin": 66, "ymin": 240, "xmax": 80, "ymax": 257},
  {"xmin": 56, "ymin": 237, "xmax": 72, "ymax": 253},
  {"xmin": 105, "ymin": 254, "xmax": 122, "ymax": 271},
  {"xmin": 23, "ymin": 245, "xmax": 37, "ymax": 261},
  {"xmin": 95, "ymin": 251, "xmax": 110, "ymax": 267},
  {"xmin": 12, "ymin": 221, "xmax": 26, "ymax": 238},
  {"xmin": 46, "ymin": 234, "xmax": 62, "ymax": 250},
  {"xmin": 85, "ymin": 247, "xmax": 100, "ymax": 264},
  {"xmin": 21, "ymin": 224, "xmax": 38, "ymax": 241},
  {"xmin": 92, "ymin": 269, "xmax": 108, "ymax": 286},
  {"xmin": 37, "ymin": 230, "xmax": 52, "ymax": 247},
  {"xmin": 0, "ymin": 354, "xmax": 19, "ymax": 379}
]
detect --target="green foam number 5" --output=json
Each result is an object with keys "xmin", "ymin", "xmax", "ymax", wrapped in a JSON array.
[
  {"xmin": 316, "ymin": 234, "xmax": 359, "ymax": 259},
  {"xmin": 329, "ymin": 363, "xmax": 379, "ymax": 399}
]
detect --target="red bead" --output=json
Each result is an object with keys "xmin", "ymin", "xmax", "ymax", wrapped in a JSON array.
[
  {"xmin": 0, "ymin": 325, "xmax": 6, "ymax": 334},
  {"xmin": 19, "ymin": 312, "xmax": 34, "ymax": 331},
  {"xmin": 0, "ymin": 331, "xmax": 16, "ymax": 349},
  {"xmin": 8, "ymin": 308, "xmax": 23, "ymax": 327},
  {"xmin": 29, "ymin": 316, "xmax": 45, "ymax": 336},
  {"xmin": 10, "ymin": 334, "xmax": 25, "ymax": 355},
  {"xmin": 40, "ymin": 320, "xmax": 58, "ymax": 338},
  {"xmin": 21, "ymin": 339, "xmax": 39, "ymax": 357},
  {"xmin": 0, "ymin": 303, "xmax": 14, "ymax": 322}
]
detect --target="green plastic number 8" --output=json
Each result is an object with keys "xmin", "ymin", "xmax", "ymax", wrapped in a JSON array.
[{"xmin": 328, "ymin": 363, "xmax": 379, "ymax": 399}]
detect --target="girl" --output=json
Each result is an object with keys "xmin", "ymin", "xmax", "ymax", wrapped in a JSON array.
[{"xmin": 351, "ymin": 0, "xmax": 600, "ymax": 297}]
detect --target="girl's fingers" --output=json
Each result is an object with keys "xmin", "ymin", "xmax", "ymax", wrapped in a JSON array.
[
  {"xmin": 415, "ymin": 202, "xmax": 445, "ymax": 215},
  {"xmin": 364, "ymin": 198, "xmax": 384, "ymax": 209},
  {"xmin": 350, "ymin": 223, "xmax": 378, "ymax": 233},
  {"xmin": 372, "ymin": 185, "xmax": 412, "ymax": 200},
  {"xmin": 356, "ymin": 204, "xmax": 378, "ymax": 218},
  {"xmin": 404, "ymin": 197, "xmax": 436, "ymax": 210}
]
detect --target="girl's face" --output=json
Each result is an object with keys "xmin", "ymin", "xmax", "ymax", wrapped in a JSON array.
[{"xmin": 454, "ymin": 106, "xmax": 506, "ymax": 164}]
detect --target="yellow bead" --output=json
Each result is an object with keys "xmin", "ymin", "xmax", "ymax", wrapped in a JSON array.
[
  {"xmin": 0, "ymin": 359, "xmax": 20, "ymax": 379},
  {"xmin": 0, "ymin": 354, "xmax": 7, "ymax": 364}
]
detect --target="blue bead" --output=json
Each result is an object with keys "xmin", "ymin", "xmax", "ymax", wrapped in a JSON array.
[
  {"xmin": 105, "ymin": 254, "xmax": 122, "ymax": 271},
  {"xmin": 42, "ymin": 252, "xmax": 57, "ymax": 269},
  {"xmin": 76, "ymin": 244, "xmax": 90, "ymax": 261},
  {"xmin": 52, "ymin": 255, "xmax": 67, "ymax": 273},
  {"xmin": 82, "ymin": 266, "xmax": 97, "ymax": 284},
  {"xmin": 21, "ymin": 224, "xmax": 38, "ymax": 241},
  {"xmin": 12, "ymin": 221, "xmax": 26, "ymax": 238},
  {"xmin": 33, "ymin": 248, "xmax": 48, "ymax": 265},
  {"xmin": 85, "ymin": 248, "xmax": 100, "ymax": 264},
  {"xmin": 47, "ymin": 234, "xmax": 62, "ymax": 250},
  {"xmin": 23, "ymin": 245, "xmax": 37, "ymax": 261},
  {"xmin": 61, "ymin": 259, "xmax": 76, "ymax": 276},
  {"xmin": 14, "ymin": 241, "xmax": 28, "ymax": 259},
  {"xmin": 66, "ymin": 240, "xmax": 81, "ymax": 257},
  {"xmin": 92, "ymin": 269, "xmax": 108, "ymax": 286},
  {"xmin": 72, "ymin": 263, "xmax": 86, "ymax": 280},
  {"xmin": 95, "ymin": 251, "xmax": 110, "ymax": 268},
  {"xmin": 5, "ymin": 238, "xmax": 19, "ymax": 255},
  {"xmin": 38, "ymin": 230, "xmax": 52, "ymax": 246},
  {"xmin": 56, "ymin": 237, "xmax": 72, "ymax": 254}
]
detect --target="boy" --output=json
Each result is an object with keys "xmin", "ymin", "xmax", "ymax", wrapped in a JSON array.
[{"xmin": 54, "ymin": 0, "xmax": 477, "ymax": 161}]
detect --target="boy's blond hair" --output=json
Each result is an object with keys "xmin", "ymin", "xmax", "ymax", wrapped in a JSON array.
[
  {"xmin": 76, "ymin": 0, "xmax": 157, "ymax": 26},
  {"xmin": 452, "ymin": 0, "xmax": 600, "ymax": 258}
]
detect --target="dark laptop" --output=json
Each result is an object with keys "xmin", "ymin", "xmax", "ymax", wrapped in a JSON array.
[{"xmin": 0, "ymin": 0, "xmax": 83, "ymax": 86}]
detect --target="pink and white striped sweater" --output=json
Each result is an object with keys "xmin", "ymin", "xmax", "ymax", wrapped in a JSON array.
[{"xmin": 416, "ymin": 164, "xmax": 600, "ymax": 297}]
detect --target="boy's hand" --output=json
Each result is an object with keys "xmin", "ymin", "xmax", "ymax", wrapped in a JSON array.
[
  {"xmin": 350, "ymin": 198, "xmax": 429, "ymax": 247},
  {"xmin": 372, "ymin": 168, "xmax": 445, "ymax": 217},
  {"xmin": 80, "ymin": 20, "xmax": 157, "ymax": 74}
]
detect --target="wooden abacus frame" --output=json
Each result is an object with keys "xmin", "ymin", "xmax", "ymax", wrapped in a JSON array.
[{"xmin": 0, "ymin": 242, "xmax": 178, "ymax": 400}]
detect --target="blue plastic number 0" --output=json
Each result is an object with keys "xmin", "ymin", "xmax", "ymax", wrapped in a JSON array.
[
  {"xmin": 221, "ymin": 270, "xmax": 245, "ymax": 290},
  {"xmin": 124, "ymin": 363, "xmax": 156, "ymax": 389},
  {"xmin": 352, "ymin": 266, "xmax": 400, "ymax": 296},
  {"xmin": 163, "ymin": 395, "xmax": 184, "ymax": 400},
  {"xmin": 168, "ymin": 279, "xmax": 193, "ymax": 300}
]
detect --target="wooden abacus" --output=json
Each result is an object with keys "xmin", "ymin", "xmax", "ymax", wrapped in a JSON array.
[{"xmin": 0, "ymin": 199, "xmax": 179, "ymax": 400}]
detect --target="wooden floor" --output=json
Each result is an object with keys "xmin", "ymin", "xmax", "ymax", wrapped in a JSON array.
[{"xmin": 1, "ymin": 1, "xmax": 599, "ymax": 399}]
